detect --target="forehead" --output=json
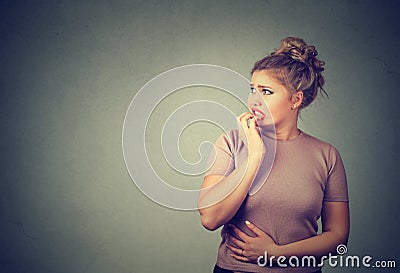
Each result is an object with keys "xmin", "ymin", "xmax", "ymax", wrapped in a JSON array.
[
  {"xmin": 251, "ymin": 70, "xmax": 280, "ymax": 85},
  {"xmin": 250, "ymin": 70, "xmax": 290, "ymax": 94}
]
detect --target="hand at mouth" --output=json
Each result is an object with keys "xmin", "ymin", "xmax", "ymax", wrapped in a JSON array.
[{"xmin": 251, "ymin": 107, "xmax": 265, "ymax": 120}]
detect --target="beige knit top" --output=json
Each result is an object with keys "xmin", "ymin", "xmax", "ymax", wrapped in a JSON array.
[{"xmin": 206, "ymin": 129, "xmax": 348, "ymax": 273}]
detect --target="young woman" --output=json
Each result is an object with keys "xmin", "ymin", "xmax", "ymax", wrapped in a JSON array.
[{"xmin": 198, "ymin": 37, "xmax": 349, "ymax": 273}]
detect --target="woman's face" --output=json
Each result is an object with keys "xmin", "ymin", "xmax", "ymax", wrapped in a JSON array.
[{"xmin": 248, "ymin": 70, "xmax": 297, "ymax": 129}]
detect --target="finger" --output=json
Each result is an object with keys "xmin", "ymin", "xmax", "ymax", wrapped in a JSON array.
[
  {"xmin": 237, "ymin": 112, "xmax": 252, "ymax": 125},
  {"xmin": 229, "ymin": 224, "xmax": 252, "ymax": 242},
  {"xmin": 247, "ymin": 116, "xmax": 257, "ymax": 131},
  {"xmin": 237, "ymin": 112, "xmax": 250, "ymax": 120},
  {"xmin": 226, "ymin": 233, "xmax": 246, "ymax": 249},
  {"xmin": 239, "ymin": 112, "xmax": 253, "ymax": 123},
  {"xmin": 230, "ymin": 252, "xmax": 251, "ymax": 263},
  {"xmin": 225, "ymin": 243, "xmax": 243, "ymax": 256},
  {"xmin": 239, "ymin": 114, "xmax": 254, "ymax": 130},
  {"xmin": 245, "ymin": 220, "xmax": 265, "ymax": 237}
]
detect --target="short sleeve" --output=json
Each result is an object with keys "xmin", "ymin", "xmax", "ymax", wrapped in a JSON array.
[
  {"xmin": 205, "ymin": 132, "xmax": 235, "ymax": 177},
  {"xmin": 324, "ymin": 146, "xmax": 349, "ymax": 202}
]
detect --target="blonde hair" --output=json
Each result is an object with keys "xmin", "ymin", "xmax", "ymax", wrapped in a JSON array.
[{"xmin": 251, "ymin": 37, "xmax": 326, "ymax": 108}]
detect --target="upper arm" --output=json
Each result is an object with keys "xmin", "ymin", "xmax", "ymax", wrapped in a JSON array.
[
  {"xmin": 321, "ymin": 201, "xmax": 350, "ymax": 244},
  {"xmin": 201, "ymin": 174, "xmax": 225, "ymax": 189},
  {"xmin": 204, "ymin": 132, "xmax": 236, "ymax": 177},
  {"xmin": 324, "ymin": 146, "xmax": 348, "ymax": 202}
]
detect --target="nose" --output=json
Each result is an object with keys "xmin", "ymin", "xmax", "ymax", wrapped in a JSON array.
[{"xmin": 247, "ymin": 92, "xmax": 262, "ymax": 107}]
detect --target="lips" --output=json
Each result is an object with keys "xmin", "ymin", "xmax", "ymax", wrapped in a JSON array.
[{"xmin": 251, "ymin": 107, "xmax": 265, "ymax": 119}]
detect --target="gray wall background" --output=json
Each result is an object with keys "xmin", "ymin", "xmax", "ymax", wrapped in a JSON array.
[{"xmin": 1, "ymin": 1, "xmax": 399, "ymax": 272}]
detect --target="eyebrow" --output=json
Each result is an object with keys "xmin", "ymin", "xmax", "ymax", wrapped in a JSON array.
[{"xmin": 250, "ymin": 83, "xmax": 274, "ymax": 89}]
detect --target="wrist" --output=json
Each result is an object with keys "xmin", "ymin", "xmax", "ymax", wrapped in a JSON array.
[
  {"xmin": 248, "ymin": 150, "xmax": 265, "ymax": 163},
  {"xmin": 268, "ymin": 244, "xmax": 283, "ymax": 257}
]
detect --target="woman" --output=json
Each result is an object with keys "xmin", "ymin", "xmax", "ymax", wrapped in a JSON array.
[{"xmin": 198, "ymin": 37, "xmax": 349, "ymax": 273}]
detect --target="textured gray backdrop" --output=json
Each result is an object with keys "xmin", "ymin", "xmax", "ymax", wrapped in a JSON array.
[{"xmin": 1, "ymin": 1, "xmax": 399, "ymax": 272}]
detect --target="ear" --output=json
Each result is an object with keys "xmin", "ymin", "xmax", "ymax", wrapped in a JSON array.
[{"xmin": 291, "ymin": 91, "xmax": 304, "ymax": 108}]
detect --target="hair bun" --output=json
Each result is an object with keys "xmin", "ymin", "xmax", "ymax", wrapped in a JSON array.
[{"xmin": 274, "ymin": 37, "xmax": 318, "ymax": 65}]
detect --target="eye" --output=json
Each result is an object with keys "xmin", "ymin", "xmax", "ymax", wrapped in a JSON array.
[
  {"xmin": 250, "ymin": 87, "xmax": 257, "ymax": 94},
  {"xmin": 262, "ymin": 88, "xmax": 273, "ymax": 95}
]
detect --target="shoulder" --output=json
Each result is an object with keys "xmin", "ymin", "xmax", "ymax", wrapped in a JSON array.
[
  {"xmin": 214, "ymin": 129, "xmax": 245, "ymax": 152},
  {"xmin": 301, "ymin": 132, "xmax": 345, "ymax": 172},
  {"xmin": 301, "ymin": 131, "xmax": 336, "ymax": 150},
  {"xmin": 217, "ymin": 129, "xmax": 241, "ymax": 145},
  {"xmin": 300, "ymin": 131, "xmax": 343, "ymax": 161}
]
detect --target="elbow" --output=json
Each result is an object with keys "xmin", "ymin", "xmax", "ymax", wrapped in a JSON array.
[
  {"xmin": 331, "ymin": 228, "xmax": 350, "ymax": 251},
  {"xmin": 340, "ymin": 230, "xmax": 350, "ymax": 246},
  {"xmin": 197, "ymin": 196, "xmax": 224, "ymax": 231},
  {"xmin": 201, "ymin": 217, "xmax": 220, "ymax": 231},
  {"xmin": 338, "ymin": 223, "xmax": 350, "ymax": 245},
  {"xmin": 334, "ymin": 233, "xmax": 349, "ymax": 250},
  {"xmin": 199, "ymin": 211, "xmax": 221, "ymax": 231}
]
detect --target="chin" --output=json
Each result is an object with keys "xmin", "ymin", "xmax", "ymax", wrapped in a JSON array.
[
  {"xmin": 256, "ymin": 118, "xmax": 273, "ymax": 127},
  {"xmin": 257, "ymin": 122, "xmax": 275, "ymax": 132}
]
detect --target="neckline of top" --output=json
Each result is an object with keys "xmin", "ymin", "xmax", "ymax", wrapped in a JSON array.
[{"xmin": 260, "ymin": 129, "xmax": 304, "ymax": 143}]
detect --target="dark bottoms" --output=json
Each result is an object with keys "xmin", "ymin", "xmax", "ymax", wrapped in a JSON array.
[
  {"xmin": 213, "ymin": 264, "xmax": 322, "ymax": 273},
  {"xmin": 213, "ymin": 264, "xmax": 234, "ymax": 273}
]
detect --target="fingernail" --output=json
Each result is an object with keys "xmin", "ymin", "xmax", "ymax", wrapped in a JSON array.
[{"xmin": 245, "ymin": 220, "xmax": 251, "ymax": 226}]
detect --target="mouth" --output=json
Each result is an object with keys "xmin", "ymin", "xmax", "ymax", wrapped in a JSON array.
[{"xmin": 251, "ymin": 107, "xmax": 265, "ymax": 120}]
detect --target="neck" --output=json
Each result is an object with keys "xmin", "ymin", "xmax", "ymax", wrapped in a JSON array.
[
  {"xmin": 275, "ymin": 126, "xmax": 300, "ymax": 141},
  {"xmin": 259, "ymin": 122, "xmax": 300, "ymax": 141}
]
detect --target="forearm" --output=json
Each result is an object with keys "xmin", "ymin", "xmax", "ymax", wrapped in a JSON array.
[
  {"xmin": 198, "ymin": 154, "xmax": 263, "ymax": 230},
  {"xmin": 272, "ymin": 228, "xmax": 349, "ymax": 258},
  {"xmin": 272, "ymin": 201, "xmax": 350, "ymax": 258}
]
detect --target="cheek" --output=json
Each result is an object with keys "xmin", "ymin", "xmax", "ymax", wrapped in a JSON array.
[
  {"xmin": 266, "ymin": 97, "xmax": 291, "ymax": 116},
  {"xmin": 247, "ymin": 95, "xmax": 252, "ymax": 108}
]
